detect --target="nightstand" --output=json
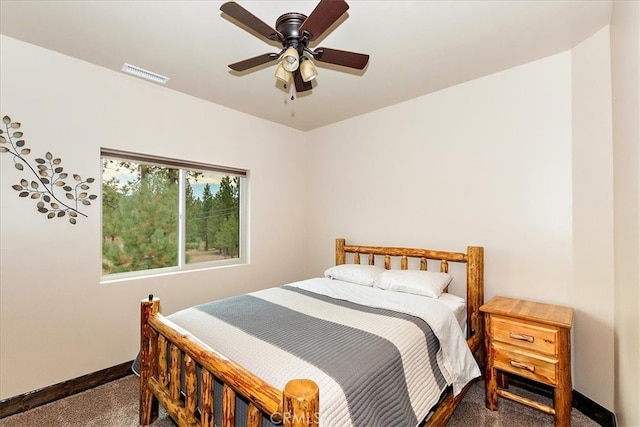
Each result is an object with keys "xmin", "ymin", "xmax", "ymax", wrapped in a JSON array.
[{"xmin": 480, "ymin": 296, "xmax": 574, "ymax": 427}]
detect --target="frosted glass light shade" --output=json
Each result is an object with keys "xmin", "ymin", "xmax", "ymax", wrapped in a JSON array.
[
  {"xmin": 281, "ymin": 47, "xmax": 299, "ymax": 72},
  {"xmin": 274, "ymin": 63, "xmax": 292, "ymax": 84},
  {"xmin": 300, "ymin": 59, "xmax": 318, "ymax": 82}
]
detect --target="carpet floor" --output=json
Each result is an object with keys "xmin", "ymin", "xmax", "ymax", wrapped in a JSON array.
[{"xmin": 0, "ymin": 375, "xmax": 600, "ymax": 426}]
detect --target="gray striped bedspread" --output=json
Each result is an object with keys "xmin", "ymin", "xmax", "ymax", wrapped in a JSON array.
[{"xmin": 163, "ymin": 277, "xmax": 480, "ymax": 427}]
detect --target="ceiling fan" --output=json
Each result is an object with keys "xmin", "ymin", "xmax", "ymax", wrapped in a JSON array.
[{"xmin": 220, "ymin": 0, "xmax": 370, "ymax": 93}]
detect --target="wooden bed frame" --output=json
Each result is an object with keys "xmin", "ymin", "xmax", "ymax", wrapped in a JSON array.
[{"xmin": 139, "ymin": 238, "xmax": 484, "ymax": 427}]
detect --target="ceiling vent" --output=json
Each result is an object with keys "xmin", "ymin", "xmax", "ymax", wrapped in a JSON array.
[{"xmin": 121, "ymin": 63, "xmax": 169, "ymax": 85}]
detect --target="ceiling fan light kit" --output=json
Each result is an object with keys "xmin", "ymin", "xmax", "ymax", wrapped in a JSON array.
[
  {"xmin": 281, "ymin": 47, "xmax": 300, "ymax": 72},
  {"xmin": 220, "ymin": 0, "xmax": 369, "ymax": 94},
  {"xmin": 274, "ymin": 63, "xmax": 292, "ymax": 84},
  {"xmin": 299, "ymin": 58, "xmax": 318, "ymax": 82}
]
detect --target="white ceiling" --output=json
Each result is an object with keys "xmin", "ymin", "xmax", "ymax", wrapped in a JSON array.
[{"xmin": 0, "ymin": 1, "xmax": 612, "ymax": 131}]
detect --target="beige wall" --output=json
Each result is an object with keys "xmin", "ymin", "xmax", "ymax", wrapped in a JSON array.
[
  {"xmin": 305, "ymin": 51, "xmax": 574, "ymax": 303},
  {"xmin": 611, "ymin": 1, "xmax": 640, "ymax": 426},
  {"xmin": 0, "ymin": 35, "xmax": 309, "ymax": 399},
  {"xmin": 570, "ymin": 26, "xmax": 615, "ymax": 410},
  {"xmin": 305, "ymin": 33, "xmax": 616, "ymax": 411}
]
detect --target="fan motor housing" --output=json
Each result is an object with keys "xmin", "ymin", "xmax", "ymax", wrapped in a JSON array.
[{"xmin": 276, "ymin": 12, "xmax": 308, "ymax": 45}]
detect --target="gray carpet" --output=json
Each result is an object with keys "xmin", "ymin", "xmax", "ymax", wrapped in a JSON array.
[{"xmin": 0, "ymin": 375, "xmax": 600, "ymax": 427}]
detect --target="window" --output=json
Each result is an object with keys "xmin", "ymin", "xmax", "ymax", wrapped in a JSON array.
[{"xmin": 101, "ymin": 149, "xmax": 247, "ymax": 280}]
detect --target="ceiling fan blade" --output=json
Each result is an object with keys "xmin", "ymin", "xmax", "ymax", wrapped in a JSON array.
[
  {"xmin": 293, "ymin": 69, "xmax": 313, "ymax": 92},
  {"xmin": 220, "ymin": 2, "xmax": 283, "ymax": 41},
  {"xmin": 313, "ymin": 47, "xmax": 369, "ymax": 70},
  {"xmin": 298, "ymin": 0, "xmax": 349, "ymax": 41},
  {"xmin": 228, "ymin": 53, "xmax": 279, "ymax": 72}
]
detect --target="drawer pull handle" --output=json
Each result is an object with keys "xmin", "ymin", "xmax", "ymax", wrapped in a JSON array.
[
  {"xmin": 510, "ymin": 360, "xmax": 535, "ymax": 373},
  {"xmin": 509, "ymin": 332, "xmax": 534, "ymax": 343}
]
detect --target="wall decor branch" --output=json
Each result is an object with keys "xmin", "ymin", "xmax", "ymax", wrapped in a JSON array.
[{"xmin": 0, "ymin": 115, "xmax": 97, "ymax": 224}]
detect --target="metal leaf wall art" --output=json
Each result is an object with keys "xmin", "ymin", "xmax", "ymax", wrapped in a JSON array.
[{"xmin": 0, "ymin": 115, "xmax": 97, "ymax": 224}]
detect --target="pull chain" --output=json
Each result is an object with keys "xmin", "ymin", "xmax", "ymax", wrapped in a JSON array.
[{"xmin": 283, "ymin": 82, "xmax": 295, "ymax": 117}]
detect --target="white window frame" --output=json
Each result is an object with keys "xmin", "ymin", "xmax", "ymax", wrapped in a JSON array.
[{"xmin": 100, "ymin": 148, "xmax": 248, "ymax": 283}]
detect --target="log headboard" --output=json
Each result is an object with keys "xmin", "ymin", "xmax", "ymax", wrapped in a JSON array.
[{"xmin": 335, "ymin": 238, "xmax": 484, "ymax": 354}]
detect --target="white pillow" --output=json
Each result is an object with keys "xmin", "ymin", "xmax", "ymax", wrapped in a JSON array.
[
  {"xmin": 324, "ymin": 264, "xmax": 385, "ymax": 287},
  {"xmin": 374, "ymin": 269, "xmax": 453, "ymax": 298}
]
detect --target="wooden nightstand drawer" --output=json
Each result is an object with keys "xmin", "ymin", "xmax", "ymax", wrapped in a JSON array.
[
  {"xmin": 492, "ymin": 341, "xmax": 557, "ymax": 386},
  {"xmin": 491, "ymin": 316, "xmax": 558, "ymax": 356}
]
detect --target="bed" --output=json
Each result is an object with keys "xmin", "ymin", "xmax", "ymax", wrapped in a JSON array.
[{"xmin": 138, "ymin": 238, "xmax": 484, "ymax": 427}]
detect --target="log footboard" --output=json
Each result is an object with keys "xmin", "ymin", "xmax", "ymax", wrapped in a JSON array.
[{"xmin": 140, "ymin": 296, "xmax": 319, "ymax": 427}]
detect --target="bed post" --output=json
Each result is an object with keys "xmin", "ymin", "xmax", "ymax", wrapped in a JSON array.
[
  {"xmin": 466, "ymin": 247, "xmax": 485, "ymax": 364},
  {"xmin": 282, "ymin": 379, "xmax": 320, "ymax": 427},
  {"xmin": 140, "ymin": 295, "xmax": 160, "ymax": 425},
  {"xmin": 336, "ymin": 238, "xmax": 346, "ymax": 265}
]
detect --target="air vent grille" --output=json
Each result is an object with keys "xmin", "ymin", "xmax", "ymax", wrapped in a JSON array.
[{"xmin": 121, "ymin": 63, "xmax": 169, "ymax": 84}]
